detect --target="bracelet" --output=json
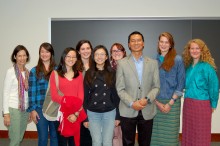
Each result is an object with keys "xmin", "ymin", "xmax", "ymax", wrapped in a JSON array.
[{"xmin": 171, "ymin": 97, "xmax": 177, "ymax": 102}]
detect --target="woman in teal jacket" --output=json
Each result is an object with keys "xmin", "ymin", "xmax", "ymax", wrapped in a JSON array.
[{"xmin": 182, "ymin": 39, "xmax": 219, "ymax": 146}]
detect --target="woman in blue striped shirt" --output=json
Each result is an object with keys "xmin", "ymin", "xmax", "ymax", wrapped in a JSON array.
[{"xmin": 27, "ymin": 42, "xmax": 58, "ymax": 146}]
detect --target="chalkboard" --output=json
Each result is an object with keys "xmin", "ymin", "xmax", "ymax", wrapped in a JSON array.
[
  {"xmin": 51, "ymin": 19, "xmax": 220, "ymax": 79},
  {"xmin": 192, "ymin": 20, "xmax": 220, "ymax": 79}
]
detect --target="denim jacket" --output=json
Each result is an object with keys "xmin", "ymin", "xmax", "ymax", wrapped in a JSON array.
[{"xmin": 156, "ymin": 54, "xmax": 185, "ymax": 99}]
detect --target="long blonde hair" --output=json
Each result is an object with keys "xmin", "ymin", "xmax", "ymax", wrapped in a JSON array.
[{"xmin": 182, "ymin": 39, "xmax": 217, "ymax": 70}]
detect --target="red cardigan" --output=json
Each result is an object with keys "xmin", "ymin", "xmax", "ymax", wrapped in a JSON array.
[{"xmin": 59, "ymin": 95, "xmax": 87, "ymax": 146}]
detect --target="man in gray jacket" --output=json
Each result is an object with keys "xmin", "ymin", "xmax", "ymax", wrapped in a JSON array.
[{"xmin": 116, "ymin": 31, "xmax": 160, "ymax": 146}]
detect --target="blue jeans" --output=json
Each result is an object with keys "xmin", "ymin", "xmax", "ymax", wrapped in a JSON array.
[
  {"xmin": 36, "ymin": 107, "xmax": 58, "ymax": 146},
  {"xmin": 87, "ymin": 109, "xmax": 116, "ymax": 146}
]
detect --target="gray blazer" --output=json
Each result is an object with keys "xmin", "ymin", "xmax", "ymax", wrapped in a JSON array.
[{"xmin": 116, "ymin": 54, "xmax": 160, "ymax": 120}]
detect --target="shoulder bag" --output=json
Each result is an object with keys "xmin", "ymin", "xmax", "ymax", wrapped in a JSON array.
[{"xmin": 42, "ymin": 71, "xmax": 63, "ymax": 121}]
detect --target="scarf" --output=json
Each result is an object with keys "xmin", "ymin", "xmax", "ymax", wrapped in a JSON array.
[
  {"xmin": 14, "ymin": 64, "xmax": 29, "ymax": 111},
  {"xmin": 111, "ymin": 60, "xmax": 117, "ymax": 70}
]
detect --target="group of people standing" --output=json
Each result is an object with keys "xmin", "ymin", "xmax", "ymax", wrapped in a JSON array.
[{"xmin": 3, "ymin": 31, "xmax": 219, "ymax": 146}]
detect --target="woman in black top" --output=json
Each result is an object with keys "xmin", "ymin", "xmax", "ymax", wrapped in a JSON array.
[
  {"xmin": 76, "ymin": 40, "xmax": 93, "ymax": 146},
  {"xmin": 83, "ymin": 45, "xmax": 120, "ymax": 146}
]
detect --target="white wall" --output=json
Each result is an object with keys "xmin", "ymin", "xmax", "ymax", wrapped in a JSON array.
[{"xmin": 1, "ymin": 0, "xmax": 220, "ymax": 132}]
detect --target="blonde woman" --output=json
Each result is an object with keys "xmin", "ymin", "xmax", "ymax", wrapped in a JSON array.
[{"xmin": 182, "ymin": 39, "xmax": 219, "ymax": 146}]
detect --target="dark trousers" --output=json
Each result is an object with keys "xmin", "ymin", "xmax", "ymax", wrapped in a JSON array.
[
  {"xmin": 80, "ymin": 123, "xmax": 92, "ymax": 146},
  {"xmin": 120, "ymin": 111, "xmax": 153, "ymax": 146},
  {"xmin": 54, "ymin": 121, "xmax": 75, "ymax": 146}
]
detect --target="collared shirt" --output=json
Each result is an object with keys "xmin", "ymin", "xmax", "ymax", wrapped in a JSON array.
[
  {"xmin": 132, "ymin": 55, "xmax": 144, "ymax": 84},
  {"xmin": 156, "ymin": 54, "xmax": 185, "ymax": 100},
  {"xmin": 184, "ymin": 61, "xmax": 219, "ymax": 108},
  {"xmin": 27, "ymin": 67, "xmax": 49, "ymax": 112}
]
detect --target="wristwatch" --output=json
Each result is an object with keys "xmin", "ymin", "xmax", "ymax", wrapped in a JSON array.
[{"xmin": 171, "ymin": 97, "xmax": 177, "ymax": 102}]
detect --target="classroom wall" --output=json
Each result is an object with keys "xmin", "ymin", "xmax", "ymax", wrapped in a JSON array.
[
  {"xmin": 51, "ymin": 20, "xmax": 220, "ymax": 79},
  {"xmin": 1, "ymin": 0, "xmax": 220, "ymax": 132}
]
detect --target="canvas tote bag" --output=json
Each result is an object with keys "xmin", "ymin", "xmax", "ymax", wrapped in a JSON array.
[{"xmin": 42, "ymin": 71, "xmax": 63, "ymax": 121}]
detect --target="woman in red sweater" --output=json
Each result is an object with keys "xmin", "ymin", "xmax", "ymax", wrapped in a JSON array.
[{"xmin": 50, "ymin": 47, "xmax": 86, "ymax": 146}]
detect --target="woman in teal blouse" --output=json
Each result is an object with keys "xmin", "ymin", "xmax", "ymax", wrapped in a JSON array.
[{"xmin": 182, "ymin": 39, "xmax": 219, "ymax": 146}]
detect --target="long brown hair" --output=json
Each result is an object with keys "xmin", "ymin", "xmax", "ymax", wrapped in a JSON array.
[
  {"xmin": 75, "ymin": 40, "xmax": 93, "ymax": 72},
  {"xmin": 84, "ymin": 45, "xmax": 115, "ymax": 88},
  {"xmin": 57, "ymin": 47, "xmax": 79, "ymax": 78},
  {"xmin": 36, "ymin": 42, "xmax": 56, "ymax": 80},
  {"xmin": 157, "ymin": 32, "xmax": 177, "ymax": 71}
]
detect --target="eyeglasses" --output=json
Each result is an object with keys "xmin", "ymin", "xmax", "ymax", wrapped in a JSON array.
[
  {"xmin": 66, "ymin": 56, "xmax": 77, "ymax": 60},
  {"xmin": 94, "ymin": 53, "xmax": 106, "ymax": 57},
  {"xmin": 112, "ymin": 50, "xmax": 123, "ymax": 53}
]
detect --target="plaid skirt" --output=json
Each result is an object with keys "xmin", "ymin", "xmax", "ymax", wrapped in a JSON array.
[
  {"xmin": 151, "ymin": 98, "xmax": 181, "ymax": 146},
  {"xmin": 181, "ymin": 98, "xmax": 212, "ymax": 146}
]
